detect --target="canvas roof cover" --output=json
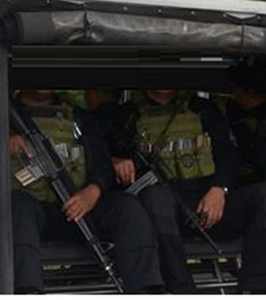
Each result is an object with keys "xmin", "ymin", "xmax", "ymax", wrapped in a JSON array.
[
  {"xmin": 1, "ymin": 0, "xmax": 266, "ymax": 53},
  {"xmin": 1, "ymin": 0, "xmax": 266, "ymax": 55}
]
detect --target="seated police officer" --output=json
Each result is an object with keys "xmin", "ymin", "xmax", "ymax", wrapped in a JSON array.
[
  {"xmin": 10, "ymin": 90, "xmax": 169, "ymax": 294},
  {"xmin": 226, "ymin": 57, "xmax": 266, "ymax": 183},
  {"xmin": 95, "ymin": 89, "xmax": 266, "ymax": 294}
]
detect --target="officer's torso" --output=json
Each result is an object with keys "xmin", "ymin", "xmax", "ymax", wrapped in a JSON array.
[
  {"xmin": 135, "ymin": 95, "xmax": 215, "ymax": 181},
  {"xmin": 12, "ymin": 102, "xmax": 86, "ymax": 203}
]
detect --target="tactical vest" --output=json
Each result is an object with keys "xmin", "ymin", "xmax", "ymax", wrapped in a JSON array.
[
  {"xmin": 136, "ymin": 100, "xmax": 215, "ymax": 180},
  {"xmin": 11, "ymin": 103, "xmax": 86, "ymax": 203}
]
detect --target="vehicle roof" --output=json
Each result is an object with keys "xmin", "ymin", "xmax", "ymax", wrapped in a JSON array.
[
  {"xmin": 4, "ymin": 0, "xmax": 266, "ymax": 13},
  {"xmin": 1, "ymin": 0, "xmax": 266, "ymax": 55},
  {"xmin": 87, "ymin": 0, "xmax": 266, "ymax": 14}
]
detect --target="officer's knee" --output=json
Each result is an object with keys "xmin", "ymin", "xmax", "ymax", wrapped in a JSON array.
[
  {"xmin": 115, "ymin": 192, "xmax": 147, "ymax": 216},
  {"xmin": 111, "ymin": 192, "xmax": 154, "ymax": 229},
  {"xmin": 138, "ymin": 184, "xmax": 176, "ymax": 215}
]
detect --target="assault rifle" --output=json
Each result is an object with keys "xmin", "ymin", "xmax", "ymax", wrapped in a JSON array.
[
  {"xmin": 9, "ymin": 99, "xmax": 123, "ymax": 293},
  {"xmin": 127, "ymin": 147, "xmax": 223, "ymax": 255}
]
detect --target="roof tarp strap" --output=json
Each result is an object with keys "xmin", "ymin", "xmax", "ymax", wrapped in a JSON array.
[
  {"xmin": 0, "ymin": 43, "xmax": 14, "ymax": 294},
  {"xmin": 14, "ymin": 10, "xmax": 266, "ymax": 54}
]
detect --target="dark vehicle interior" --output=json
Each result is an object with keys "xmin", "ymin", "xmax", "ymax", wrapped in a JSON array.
[
  {"xmin": 13, "ymin": 49, "xmax": 243, "ymax": 295},
  {"xmin": 1, "ymin": 0, "xmax": 266, "ymax": 294}
]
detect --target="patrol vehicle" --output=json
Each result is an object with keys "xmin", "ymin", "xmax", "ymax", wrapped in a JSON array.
[{"xmin": 1, "ymin": 0, "xmax": 266, "ymax": 294}]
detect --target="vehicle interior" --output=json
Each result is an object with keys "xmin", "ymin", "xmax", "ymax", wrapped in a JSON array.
[
  {"xmin": 12, "ymin": 49, "xmax": 244, "ymax": 295},
  {"xmin": 1, "ymin": 0, "xmax": 266, "ymax": 294}
]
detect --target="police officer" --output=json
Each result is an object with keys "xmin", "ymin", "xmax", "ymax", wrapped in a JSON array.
[
  {"xmin": 10, "ymin": 90, "xmax": 169, "ymax": 294},
  {"xmin": 97, "ymin": 89, "xmax": 266, "ymax": 294},
  {"xmin": 226, "ymin": 57, "xmax": 266, "ymax": 183}
]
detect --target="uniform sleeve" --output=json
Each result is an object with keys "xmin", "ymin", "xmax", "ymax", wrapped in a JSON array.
[
  {"xmin": 78, "ymin": 113, "xmax": 116, "ymax": 192},
  {"xmin": 191, "ymin": 98, "xmax": 241, "ymax": 190}
]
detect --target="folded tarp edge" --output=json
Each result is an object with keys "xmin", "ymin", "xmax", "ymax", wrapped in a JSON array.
[{"xmin": 12, "ymin": 11, "xmax": 266, "ymax": 54}]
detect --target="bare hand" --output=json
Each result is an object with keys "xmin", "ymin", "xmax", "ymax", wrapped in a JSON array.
[
  {"xmin": 62, "ymin": 184, "xmax": 101, "ymax": 222},
  {"xmin": 112, "ymin": 157, "xmax": 136, "ymax": 185},
  {"xmin": 9, "ymin": 134, "xmax": 32, "ymax": 158},
  {"xmin": 196, "ymin": 186, "xmax": 226, "ymax": 229}
]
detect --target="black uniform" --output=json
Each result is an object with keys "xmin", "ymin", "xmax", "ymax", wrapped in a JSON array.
[
  {"xmin": 11, "ymin": 102, "xmax": 165, "ymax": 294},
  {"xmin": 226, "ymin": 101, "xmax": 266, "ymax": 182},
  {"xmin": 94, "ymin": 92, "xmax": 266, "ymax": 293}
]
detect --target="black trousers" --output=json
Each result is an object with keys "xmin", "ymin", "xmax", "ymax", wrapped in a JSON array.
[
  {"xmin": 138, "ymin": 179, "xmax": 266, "ymax": 293},
  {"xmin": 12, "ymin": 190, "xmax": 164, "ymax": 293},
  {"xmin": 138, "ymin": 184, "xmax": 196, "ymax": 294}
]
